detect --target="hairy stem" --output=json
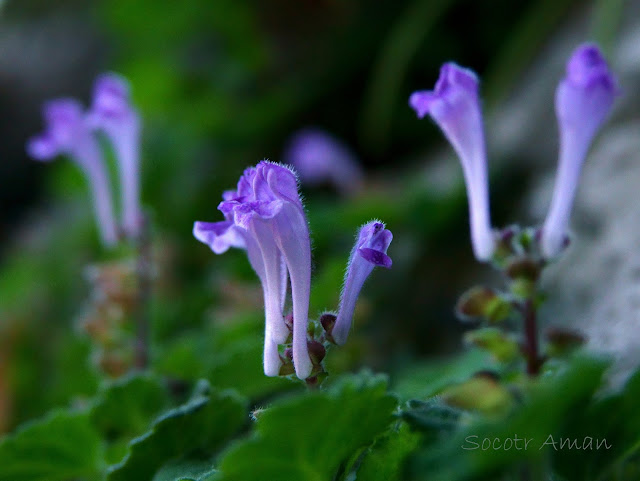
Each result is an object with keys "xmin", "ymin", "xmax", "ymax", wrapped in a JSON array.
[
  {"xmin": 134, "ymin": 214, "xmax": 151, "ymax": 369},
  {"xmin": 523, "ymin": 299, "xmax": 540, "ymax": 376}
]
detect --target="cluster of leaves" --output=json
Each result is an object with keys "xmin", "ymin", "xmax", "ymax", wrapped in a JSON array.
[
  {"xmin": 397, "ymin": 352, "xmax": 640, "ymax": 480},
  {"xmin": 0, "ymin": 370, "xmax": 399, "ymax": 481},
  {"xmin": 3, "ymin": 344, "xmax": 640, "ymax": 480}
]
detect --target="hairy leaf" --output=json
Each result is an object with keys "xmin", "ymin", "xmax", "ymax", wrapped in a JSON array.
[
  {"xmin": 0, "ymin": 409, "xmax": 102, "ymax": 481},
  {"xmin": 107, "ymin": 380, "xmax": 247, "ymax": 481},
  {"xmin": 215, "ymin": 371, "xmax": 397, "ymax": 481}
]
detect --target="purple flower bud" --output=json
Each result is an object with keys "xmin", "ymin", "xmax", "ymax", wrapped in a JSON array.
[
  {"xmin": 333, "ymin": 221, "xmax": 393, "ymax": 345},
  {"xmin": 194, "ymin": 161, "xmax": 313, "ymax": 379},
  {"xmin": 541, "ymin": 44, "xmax": 619, "ymax": 258},
  {"xmin": 282, "ymin": 128, "xmax": 363, "ymax": 195},
  {"xmin": 410, "ymin": 63, "xmax": 495, "ymax": 261},
  {"xmin": 88, "ymin": 73, "xmax": 143, "ymax": 239},
  {"xmin": 27, "ymin": 99, "xmax": 118, "ymax": 246}
]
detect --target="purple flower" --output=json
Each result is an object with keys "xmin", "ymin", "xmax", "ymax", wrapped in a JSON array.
[
  {"xmin": 409, "ymin": 63, "xmax": 495, "ymax": 261},
  {"xmin": 27, "ymin": 99, "xmax": 118, "ymax": 247},
  {"xmin": 282, "ymin": 128, "xmax": 363, "ymax": 195},
  {"xmin": 88, "ymin": 73, "xmax": 143, "ymax": 239},
  {"xmin": 194, "ymin": 162, "xmax": 313, "ymax": 379},
  {"xmin": 541, "ymin": 44, "xmax": 619, "ymax": 258},
  {"xmin": 332, "ymin": 221, "xmax": 393, "ymax": 345}
]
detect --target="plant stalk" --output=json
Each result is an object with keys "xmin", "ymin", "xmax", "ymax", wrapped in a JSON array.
[
  {"xmin": 134, "ymin": 213, "xmax": 151, "ymax": 369},
  {"xmin": 523, "ymin": 298, "xmax": 540, "ymax": 376}
]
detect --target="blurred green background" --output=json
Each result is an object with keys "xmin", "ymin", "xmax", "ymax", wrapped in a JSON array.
[{"xmin": 0, "ymin": 0, "xmax": 624, "ymax": 434}]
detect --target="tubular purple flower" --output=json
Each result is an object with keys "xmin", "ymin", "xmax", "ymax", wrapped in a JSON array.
[
  {"xmin": 251, "ymin": 162, "xmax": 313, "ymax": 378},
  {"xmin": 88, "ymin": 73, "xmax": 143, "ymax": 239},
  {"xmin": 27, "ymin": 99, "xmax": 118, "ymax": 247},
  {"xmin": 282, "ymin": 128, "xmax": 363, "ymax": 195},
  {"xmin": 333, "ymin": 221, "xmax": 393, "ymax": 345},
  {"xmin": 409, "ymin": 63, "xmax": 495, "ymax": 261},
  {"xmin": 541, "ymin": 44, "xmax": 619, "ymax": 258},
  {"xmin": 193, "ymin": 161, "xmax": 313, "ymax": 379}
]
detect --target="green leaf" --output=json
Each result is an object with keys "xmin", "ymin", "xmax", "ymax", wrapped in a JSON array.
[
  {"xmin": 158, "ymin": 316, "xmax": 294, "ymax": 400},
  {"xmin": 0, "ymin": 409, "xmax": 102, "ymax": 481},
  {"xmin": 392, "ymin": 349, "xmax": 496, "ymax": 400},
  {"xmin": 215, "ymin": 371, "xmax": 397, "ymax": 481},
  {"xmin": 107, "ymin": 380, "xmax": 247, "ymax": 481},
  {"xmin": 205, "ymin": 314, "xmax": 293, "ymax": 398},
  {"xmin": 91, "ymin": 373, "xmax": 170, "ymax": 439},
  {"xmin": 153, "ymin": 458, "xmax": 218, "ymax": 481},
  {"xmin": 401, "ymin": 399, "xmax": 462, "ymax": 434},
  {"xmin": 356, "ymin": 422, "xmax": 421, "ymax": 481},
  {"xmin": 553, "ymin": 365, "xmax": 640, "ymax": 480}
]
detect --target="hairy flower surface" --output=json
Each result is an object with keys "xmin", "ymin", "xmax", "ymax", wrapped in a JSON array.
[
  {"xmin": 410, "ymin": 63, "xmax": 494, "ymax": 261},
  {"xmin": 194, "ymin": 161, "xmax": 313, "ymax": 379},
  {"xmin": 333, "ymin": 221, "xmax": 393, "ymax": 345},
  {"xmin": 88, "ymin": 73, "xmax": 143, "ymax": 239},
  {"xmin": 27, "ymin": 99, "xmax": 118, "ymax": 246},
  {"xmin": 541, "ymin": 43, "xmax": 619, "ymax": 258}
]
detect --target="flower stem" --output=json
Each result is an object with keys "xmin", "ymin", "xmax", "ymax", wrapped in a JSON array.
[
  {"xmin": 523, "ymin": 299, "xmax": 540, "ymax": 376},
  {"xmin": 134, "ymin": 213, "xmax": 151, "ymax": 370}
]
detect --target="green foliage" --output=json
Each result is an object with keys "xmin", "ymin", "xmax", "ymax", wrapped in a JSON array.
[
  {"xmin": 91, "ymin": 373, "xmax": 170, "ymax": 439},
  {"xmin": 107, "ymin": 380, "xmax": 247, "ymax": 481},
  {"xmin": 392, "ymin": 348, "xmax": 496, "ymax": 400},
  {"xmin": 157, "ymin": 314, "xmax": 294, "ymax": 399},
  {"xmin": 401, "ymin": 398, "xmax": 463, "ymax": 435},
  {"xmin": 356, "ymin": 422, "xmax": 421, "ymax": 481},
  {"xmin": 0, "ymin": 410, "xmax": 102, "ymax": 481},
  {"xmin": 408, "ymin": 354, "xmax": 610, "ymax": 480},
  {"xmin": 153, "ymin": 459, "xmax": 218, "ymax": 481},
  {"xmin": 553, "ymin": 367, "xmax": 640, "ymax": 481},
  {"xmin": 215, "ymin": 372, "xmax": 397, "ymax": 481}
]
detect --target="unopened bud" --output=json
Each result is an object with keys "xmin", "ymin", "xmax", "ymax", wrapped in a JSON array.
[
  {"xmin": 320, "ymin": 313, "xmax": 337, "ymax": 343},
  {"xmin": 464, "ymin": 327, "xmax": 519, "ymax": 362},
  {"xmin": 456, "ymin": 287, "xmax": 511, "ymax": 323},
  {"xmin": 278, "ymin": 361, "xmax": 295, "ymax": 376},
  {"xmin": 283, "ymin": 348, "xmax": 293, "ymax": 361},
  {"xmin": 441, "ymin": 375, "xmax": 512, "ymax": 415},
  {"xmin": 307, "ymin": 340, "xmax": 326, "ymax": 364},
  {"xmin": 284, "ymin": 313, "xmax": 294, "ymax": 332},
  {"xmin": 505, "ymin": 258, "xmax": 541, "ymax": 282},
  {"xmin": 305, "ymin": 376, "xmax": 319, "ymax": 388},
  {"xmin": 545, "ymin": 327, "xmax": 586, "ymax": 357}
]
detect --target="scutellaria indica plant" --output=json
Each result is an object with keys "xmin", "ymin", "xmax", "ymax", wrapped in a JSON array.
[
  {"xmin": 6, "ymin": 40, "xmax": 638, "ymax": 481},
  {"xmin": 193, "ymin": 161, "xmax": 392, "ymax": 382}
]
